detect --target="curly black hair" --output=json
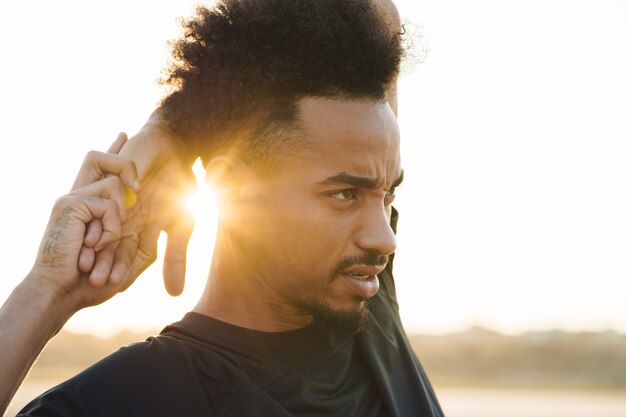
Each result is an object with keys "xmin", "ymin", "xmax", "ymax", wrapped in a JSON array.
[{"xmin": 160, "ymin": 0, "xmax": 403, "ymax": 168}]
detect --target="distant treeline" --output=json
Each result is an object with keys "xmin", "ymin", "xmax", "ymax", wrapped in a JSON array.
[
  {"xmin": 411, "ymin": 326, "xmax": 626, "ymax": 390},
  {"xmin": 29, "ymin": 326, "xmax": 626, "ymax": 390}
]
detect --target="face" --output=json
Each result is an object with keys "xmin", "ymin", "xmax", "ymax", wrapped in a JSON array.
[{"xmin": 224, "ymin": 97, "xmax": 402, "ymax": 334}]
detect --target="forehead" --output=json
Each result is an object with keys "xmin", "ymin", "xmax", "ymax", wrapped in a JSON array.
[
  {"xmin": 298, "ymin": 97, "xmax": 399, "ymax": 147},
  {"xmin": 282, "ymin": 97, "xmax": 401, "ymax": 183}
]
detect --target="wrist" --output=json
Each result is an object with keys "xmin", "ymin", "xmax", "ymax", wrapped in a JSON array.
[
  {"xmin": 0, "ymin": 273, "xmax": 76, "ymax": 410},
  {"xmin": 143, "ymin": 109, "xmax": 196, "ymax": 166},
  {"xmin": 19, "ymin": 271, "xmax": 77, "ymax": 332}
]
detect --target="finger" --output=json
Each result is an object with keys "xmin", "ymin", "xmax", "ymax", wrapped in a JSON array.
[
  {"xmin": 78, "ymin": 245, "xmax": 95, "ymax": 273},
  {"xmin": 72, "ymin": 197, "xmax": 122, "ymax": 252},
  {"xmin": 83, "ymin": 218, "xmax": 103, "ymax": 248},
  {"xmin": 81, "ymin": 132, "xmax": 132, "ymax": 256},
  {"xmin": 57, "ymin": 195, "xmax": 122, "ymax": 244},
  {"xmin": 107, "ymin": 132, "xmax": 128, "ymax": 154},
  {"xmin": 77, "ymin": 133, "xmax": 129, "ymax": 271},
  {"xmin": 72, "ymin": 176, "xmax": 128, "ymax": 225},
  {"xmin": 162, "ymin": 215, "xmax": 194, "ymax": 296},
  {"xmin": 89, "ymin": 245, "xmax": 115, "ymax": 287},
  {"xmin": 126, "ymin": 223, "xmax": 161, "ymax": 289},
  {"xmin": 72, "ymin": 151, "xmax": 140, "ymax": 192},
  {"xmin": 109, "ymin": 234, "xmax": 138, "ymax": 285},
  {"xmin": 96, "ymin": 209, "xmax": 121, "ymax": 252},
  {"xmin": 108, "ymin": 133, "xmax": 139, "ymax": 209}
]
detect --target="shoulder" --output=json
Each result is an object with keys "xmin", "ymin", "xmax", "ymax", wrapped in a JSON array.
[{"xmin": 17, "ymin": 335, "xmax": 247, "ymax": 417}]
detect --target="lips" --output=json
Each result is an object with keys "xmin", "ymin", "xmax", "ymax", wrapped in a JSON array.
[
  {"xmin": 343, "ymin": 264, "xmax": 386, "ymax": 277},
  {"xmin": 339, "ymin": 264, "xmax": 385, "ymax": 299}
]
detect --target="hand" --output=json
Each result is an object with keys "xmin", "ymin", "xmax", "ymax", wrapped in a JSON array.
[
  {"xmin": 71, "ymin": 134, "xmax": 140, "ymax": 287},
  {"xmin": 0, "ymin": 136, "xmax": 160, "ymax": 411},
  {"xmin": 113, "ymin": 111, "xmax": 196, "ymax": 296},
  {"xmin": 29, "ymin": 135, "xmax": 159, "ymax": 310}
]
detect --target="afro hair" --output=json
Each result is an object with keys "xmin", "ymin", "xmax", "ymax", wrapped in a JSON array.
[{"xmin": 160, "ymin": 0, "xmax": 403, "ymax": 166}]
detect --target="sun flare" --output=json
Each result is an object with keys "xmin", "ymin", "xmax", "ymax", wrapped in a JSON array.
[{"xmin": 184, "ymin": 159, "xmax": 219, "ymax": 220}]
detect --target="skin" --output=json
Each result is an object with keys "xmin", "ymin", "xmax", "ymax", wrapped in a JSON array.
[
  {"xmin": 194, "ymin": 97, "xmax": 403, "ymax": 332},
  {"xmin": 98, "ymin": 0, "xmax": 401, "ymax": 297},
  {"xmin": 0, "ymin": 0, "xmax": 403, "ymax": 412},
  {"xmin": 0, "ymin": 135, "xmax": 159, "ymax": 413},
  {"xmin": 78, "ymin": 0, "xmax": 401, "ymax": 298},
  {"xmin": 117, "ymin": 112, "xmax": 196, "ymax": 295}
]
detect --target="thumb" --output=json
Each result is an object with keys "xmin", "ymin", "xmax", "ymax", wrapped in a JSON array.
[{"xmin": 162, "ymin": 215, "xmax": 194, "ymax": 296}]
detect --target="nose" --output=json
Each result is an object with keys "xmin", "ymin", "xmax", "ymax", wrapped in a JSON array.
[{"xmin": 355, "ymin": 206, "xmax": 397, "ymax": 257}]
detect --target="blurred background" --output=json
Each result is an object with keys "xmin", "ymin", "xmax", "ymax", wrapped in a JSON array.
[{"xmin": 1, "ymin": 0, "xmax": 625, "ymax": 415}]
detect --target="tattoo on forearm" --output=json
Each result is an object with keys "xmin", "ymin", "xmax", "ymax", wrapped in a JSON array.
[
  {"xmin": 40, "ymin": 208, "xmax": 76, "ymax": 266},
  {"xmin": 42, "ymin": 239, "xmax": 57, "ymax": 255}
]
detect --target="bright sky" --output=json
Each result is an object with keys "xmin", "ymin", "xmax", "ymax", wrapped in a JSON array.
[{"xmin": 0, "ymin": 0, "xmax": 624, "ymax": 336}]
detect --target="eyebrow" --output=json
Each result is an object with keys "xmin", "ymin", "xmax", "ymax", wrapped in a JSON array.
[
  {"xmin": 391, "ymin": 170, "xmax": 404, "ymax": 189},
  {"xmin": 318, "ymin": 169, "xmax": 404, "ymax": 190}
]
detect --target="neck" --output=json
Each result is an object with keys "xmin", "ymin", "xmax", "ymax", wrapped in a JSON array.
[{"xmin": 193, "ymin": 229, "xmax": 311, "ymax": 332}]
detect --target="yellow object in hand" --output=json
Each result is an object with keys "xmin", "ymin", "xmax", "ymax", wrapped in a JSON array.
[{"xmin": 123, "ymin": 187, "xmax": 137, "ymax": 209}]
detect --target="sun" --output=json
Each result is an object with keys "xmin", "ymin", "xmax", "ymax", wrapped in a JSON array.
[
  {"xmin": 184, "ymin": 159, "xmax": 219, "ymax": 220},
  {"xmin": 179, "ymin": 157, "xmax": 219, "ymax": 297}
]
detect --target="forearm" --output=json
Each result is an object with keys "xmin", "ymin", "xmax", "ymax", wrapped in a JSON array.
[
  {"xmin": 0, "ymin": 274, "xmax": 72, "ymax": 414},
  {"xmin": 0, "ymin": 138, "xmax": 148, "ymax": 414}
]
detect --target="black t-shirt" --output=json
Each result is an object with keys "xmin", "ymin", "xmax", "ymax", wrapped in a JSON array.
[
  {"xmin": 156, "ymin": 312, "xmax": 387, "ymax": 416},
  {"xmin": 18, "ymin": 210, "xmax": 444, "ymax": 417}
]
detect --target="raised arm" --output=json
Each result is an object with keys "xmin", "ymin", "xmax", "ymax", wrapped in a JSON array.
[
  {"xmin": 0, "ymin": 136, "xmax": 157, "ymax": 414},
  {"xmin": 117, "ymin": 111, "xmax": 196, "ymax": 296}
]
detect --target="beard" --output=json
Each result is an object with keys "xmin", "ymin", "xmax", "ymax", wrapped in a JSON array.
[
  {"xmin": 302, "ymin": 251, "xmax": 386, "ymax": 336},
  {"xmin": 305, "ymin": 297, "xmax": 370, "ymax": 336}
]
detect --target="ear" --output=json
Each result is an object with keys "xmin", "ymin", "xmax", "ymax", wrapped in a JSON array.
[{"xmin": 204, "ymin": 155, "xmax": 254, "ymax": 210}]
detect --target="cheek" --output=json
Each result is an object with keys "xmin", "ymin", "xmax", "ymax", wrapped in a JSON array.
[
  {"xmin": 241, "ymin": 181, "xmax": 356, "ymax": 250},
  {"xmin": 262, "ymin": 198, "xmax": 351, "ymax": 266},
  {"xmin": 274, "ymin": 209, "xmax": 335, "ymax": 254}
]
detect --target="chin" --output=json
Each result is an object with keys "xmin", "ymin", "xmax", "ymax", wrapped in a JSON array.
[{"xmin": 305, "ymin": 298, "xmax": 369, "ymax": 336}]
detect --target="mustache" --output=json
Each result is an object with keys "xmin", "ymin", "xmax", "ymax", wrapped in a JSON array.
[{"xmin": 329, "ymin": 252, "xmax": 389, "ymax": 281}]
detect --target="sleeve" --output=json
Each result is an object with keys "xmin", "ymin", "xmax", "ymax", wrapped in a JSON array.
[{"xmin": 15, "ymin": 338, "xmax": 196, "ymax": 417}]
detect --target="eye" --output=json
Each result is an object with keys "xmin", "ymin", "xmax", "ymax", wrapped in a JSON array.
[
  {"xmin": 329, "ymin": 189, "xmax": 357, "ymax": 201},
  {"xmin": 385, "ymin": 187, "xmax": 397, "ymax": 205}
]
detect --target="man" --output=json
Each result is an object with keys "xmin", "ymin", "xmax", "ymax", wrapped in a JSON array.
[{"xmin": 1, "ymin": 0, "xmax": 444, "ymax": 415}]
